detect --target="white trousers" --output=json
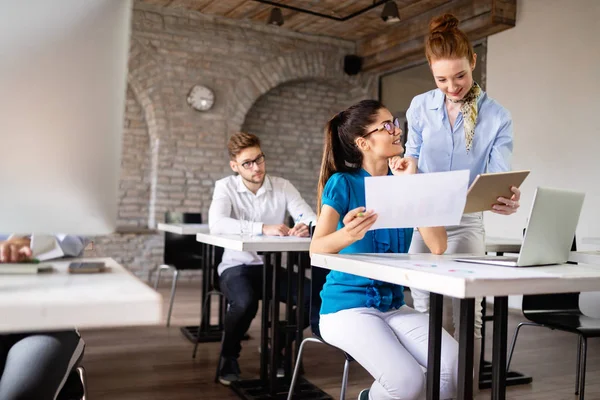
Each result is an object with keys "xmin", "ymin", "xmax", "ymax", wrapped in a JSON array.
[
  {"xmin": 408, "ymin": 213, "xmax": 485, "ymax": 340},
  {"xmin": 320, "ymin": 306, "xmax": 458, "ymax": 400},
  {"xmin": 408, "ymin": 213, "xmax": 485, "ymax": 395}
]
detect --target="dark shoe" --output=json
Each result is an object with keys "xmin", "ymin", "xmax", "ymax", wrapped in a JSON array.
[
  {"xmin": 277, "ymin": 360, "xmax": 285, "ymax": 378},
  {"xmin": 259, "ymin": 346, "xmax": 285, "ymax": 378},
  {"xmin": 218, "ymin": 357, "xmax": 241, "ymax": 386},
  {"xmin": 358, "ymin": 389, "xmax": 369, "ymax": 400}
]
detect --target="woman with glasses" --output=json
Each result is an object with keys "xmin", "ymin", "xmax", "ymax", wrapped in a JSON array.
[
  {"xmin": 404, "ymin": 13, "xmax": 521, "ymax": 392},
  {"xmin": 311, "ymin": 99, "xmax": 458, "ymax": 400}
]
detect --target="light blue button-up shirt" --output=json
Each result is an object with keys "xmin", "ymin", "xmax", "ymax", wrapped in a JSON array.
[{"xmin": 405, "ymin": 88, "xmax": 513, "ymax": 185}]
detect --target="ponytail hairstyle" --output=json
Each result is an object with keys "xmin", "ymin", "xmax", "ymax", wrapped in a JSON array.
[
  {"xmin": 425, "ymin": 13, "xmax": 475, "ymax": 65},
  {"xmin": 316, "ymin": 99, "xmax": 385, "ymax": 214}
]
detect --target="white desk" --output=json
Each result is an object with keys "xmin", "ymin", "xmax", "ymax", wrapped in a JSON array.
[
  {"xmin": 485, "ymin": 237, "xmax": 522, "ymax": 254},
  {"xmin": 583, "ymin": 237, "xmax": 600, "ymax": 246},
  {"xmin": 195, "ymin": 232, "xmax": 311, "ymax": 252},
  {"xmin": 0, "ymin": 257, "xmax": 162, "ymax": 333},
  {"xmin": 157, "ymin": 223, "xmax": 209, "ymax": 235},
  {"xmin": 311, "ymin": 253, "xmax": 600, "ymax": 299},
  {"xmin": 570, "ymin": 251, "xmax": 600, "ymax": 264},
  {"xmin": 311, "ymin": 253, "xmax": 600, "ymax": 400}
]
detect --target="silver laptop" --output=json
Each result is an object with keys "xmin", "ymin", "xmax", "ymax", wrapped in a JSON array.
[{"xmin": 455, "ymin": 187, "xmax": 585, "ymax": 267}]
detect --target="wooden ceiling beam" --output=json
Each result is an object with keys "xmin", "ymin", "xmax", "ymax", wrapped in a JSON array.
[
  {"xmin": 358, "ymin": 0, "xmax": 516, "ymax": 73},
  {"xmin": 201, "ymin": 0, "xmax": 247, "ymax": 14},
  {"xmin": 165, "ymin": 0, "xmax": 214, "ymax": 11},
  {"xmin": 139, "ymin": 0, "xmax": 516, "ymax": 57},
  {"xmin": 224, "ymin": 0, "xmax": 264, "ymax": 18}
]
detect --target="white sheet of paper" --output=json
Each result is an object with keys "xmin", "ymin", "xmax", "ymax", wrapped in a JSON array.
[
  {"xmin": 30, "ymin": 235, "xmax": 64, "ymax": 261},
  {"xmin": 350, "ymin": 254, "xmax": 562, "ymax": 279},
  {"xmin": 365, "ymin": 170, "xmax": 469, "ymax": 230}
]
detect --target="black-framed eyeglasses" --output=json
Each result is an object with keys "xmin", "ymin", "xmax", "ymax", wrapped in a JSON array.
[
  {"xmin": 239, "ymin": 153, "xmax": 265, "ymax": 170},
  {"xmin": 362, "ymin": 117, "xmax": 401, "ymax": 138}
]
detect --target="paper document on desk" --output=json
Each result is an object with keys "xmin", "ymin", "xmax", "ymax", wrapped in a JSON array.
[
  {"xmin": 365, "ymin": 170, "xmax": 469, "ymax": 230},
  {"xmin": 30, "ymin": 235, "xmax": 64, "ymax": 261},
  {"xmin": 351, "ymin": 254, "xmax": 562, "ymax": 279}
]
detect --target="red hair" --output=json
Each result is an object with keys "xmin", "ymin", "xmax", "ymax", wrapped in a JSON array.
[{"xmin": 425, "ymin": 14, "xmax": 475, "ymax": 64}]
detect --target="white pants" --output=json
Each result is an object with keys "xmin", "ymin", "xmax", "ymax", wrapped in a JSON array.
[
  {"xmin": 408, "ymin": 213, "xmax": 485, "ymax": 340},
  {"xmin": 320, "ymin": 306, "xmax": 458, "ymax": 400},
  {"xmin": 408, "ymin": 213, "xmax": 485, "ymax": 395}
]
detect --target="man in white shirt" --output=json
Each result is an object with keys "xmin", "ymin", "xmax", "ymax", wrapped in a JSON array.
[
  {"xmin": 209, "ymin": 132, "xmax": 316, "ymax": 385},
  {"xmin": 0, "ymin": 234, "xmax": 88, "ymax": 399}
]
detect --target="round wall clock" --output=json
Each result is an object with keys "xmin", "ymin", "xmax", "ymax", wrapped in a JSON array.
[{"xmin": 187, "ymin": 85, "xmax": 215, "ymax": 111}]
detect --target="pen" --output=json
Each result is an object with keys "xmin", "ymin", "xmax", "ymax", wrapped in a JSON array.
[{"xmin": 294, "ymin": 213, "xmax": 303, "ymax": 225}]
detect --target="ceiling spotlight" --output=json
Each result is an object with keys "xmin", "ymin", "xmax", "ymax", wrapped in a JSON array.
[
  {"xmin": 267, "ymin": 7, "xmax": 284, "ymax": 26},
  {"xmin": 381, "ymin": 1, "xmax": 400, "ymax": 23}
]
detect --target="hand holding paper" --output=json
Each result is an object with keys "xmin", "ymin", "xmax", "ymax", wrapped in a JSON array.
[{"xmin": 365, "ymin": 170, "xmax": 469, "ymax": 230}]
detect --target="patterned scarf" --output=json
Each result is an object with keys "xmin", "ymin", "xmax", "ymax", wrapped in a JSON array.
[{"xmin": 448, "ymin": 82, "xmax": 482, "ymax": 152}]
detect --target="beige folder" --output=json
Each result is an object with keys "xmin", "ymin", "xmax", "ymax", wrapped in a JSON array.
[{"xmin": 464, "ymin": 170, "xmax": 530, "ymax": 213}]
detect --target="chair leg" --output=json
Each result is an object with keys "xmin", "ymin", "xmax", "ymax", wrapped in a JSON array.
[
  {"xmin": 506, "ymin": 322, "xmax": 541, "ymax": 371},
  {"xmin": 579, "ymin": 337, "xmax": 587, "ymax": 400},
  {"xmin": 287, "ymin": 338, "xmax": 321, "ymax": 400},
  {"xmin": 166, "ymin": 269, "xmax": 179, "ymax": 327},
  {"xmin": 76, "ymin": 366, "xmax": 87, "ymax": 400},
  {"xmin": 576, "ymin": 335, "xmax": 583, "ymax": 395},
  {"xmin": 153, "ymin": 264, "xmax": 171, "ymax": 290},
  {"xmin": 193, "ymin": 291, "xmax": 221, "ymax": 359},
  {"xmin": 340, "ymin": 358, "xmax": 351, "ymax": 400}
]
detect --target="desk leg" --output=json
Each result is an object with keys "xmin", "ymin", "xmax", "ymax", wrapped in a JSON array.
[
  {"xmin": 492, "ymin": 296, "xmax": 508, "ymax": 400},
  {"xmin": 229, "ymin": 250, "xmax": 331, "ymax": 400},
  {"xmin": 295, "ymin": 252, "xmax": 306, "ymax": 373},
  {"xmin": 427, "ymin": 293, "xmax": 443, "ymax": 400},
  {"xmin": 182, "ymin": 244, "xmax": 224, "ymax": 344},
  {"xmin": 284, "ymin": 252, "xmax": 294, "ymax": 380},
  {"xmin": 269, "ymin": 252, "xmax": 282, "ymax": 395},
  {"xmin": 458, "ymin": 298, "xmax": 475, "ymax": 400},
  {"xmin": 202, "ymin": 244, "xmax": 212, "ymax": 328},
  {"xmin": 260, "ymin": 252, "xmax": 272, "ymax": 383}
]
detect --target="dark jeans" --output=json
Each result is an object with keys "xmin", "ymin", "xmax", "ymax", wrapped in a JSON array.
[{"xmin": 219, "ymin": 264, "xmax": 310, "ymax": 359}]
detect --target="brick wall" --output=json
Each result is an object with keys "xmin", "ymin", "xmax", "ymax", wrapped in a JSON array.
[
  {"xmin": 243, "ymin": 80, "xmax": 365, "ymax": 211},
  {"xmin": 92, "ymin": 1, "xmax": 377, "ymax": 280},
  {"xmin": 119, "ymin": 87, "xmax": 151, "ymax": 228}
]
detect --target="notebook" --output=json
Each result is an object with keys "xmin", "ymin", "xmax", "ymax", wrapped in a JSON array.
[{"xmin": 0, "ymin": 262, "xmax": 54, "ymax": 274}]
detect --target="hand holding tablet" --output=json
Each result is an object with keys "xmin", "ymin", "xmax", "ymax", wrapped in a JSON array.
[{"xmin": 464, "ymin": 170, "xmax": 530, "ymax": 213}]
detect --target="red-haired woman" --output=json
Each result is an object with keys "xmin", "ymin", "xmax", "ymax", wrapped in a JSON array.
[{"xmin": 405, "ymin": 13, "xmax": 522, "ymax": 392}]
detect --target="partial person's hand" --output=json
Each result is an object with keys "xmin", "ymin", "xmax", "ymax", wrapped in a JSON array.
[
  {"xmin": 262, "ymin": 224, "xmax": 291, "ymax": 237},
  {"xmin": 342, "ymin": 207, "xmax": 378, "ymax": 242},
  {"xmin": 492, "ymin": 186, "xmax": 521, "ymax": 215},
  {"xmin": 0, "ymin": 238, "xmax": 33, "ymax": 263},
  {"xmin": 389, "ymin": 156, "xmax": 417, "ymax": 176},
  {"xmin": 289, "ymin": 223, "xmax": 309, "ymax": 237}
]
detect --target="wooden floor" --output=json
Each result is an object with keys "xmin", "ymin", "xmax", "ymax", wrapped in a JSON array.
[{"xmin": 80, "ymin": 281, "xmax": 600, "ymax": 399}]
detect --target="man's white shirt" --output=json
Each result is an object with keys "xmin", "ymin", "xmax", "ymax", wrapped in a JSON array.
[{"xmin": 208, "ymin": 175, "xmax": 316, "ymax": 275}]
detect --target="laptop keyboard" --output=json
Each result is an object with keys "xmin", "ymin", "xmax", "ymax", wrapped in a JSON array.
[{"xmin": 464, "ymin": 255, "xmax": 519, "ymax": 262}]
